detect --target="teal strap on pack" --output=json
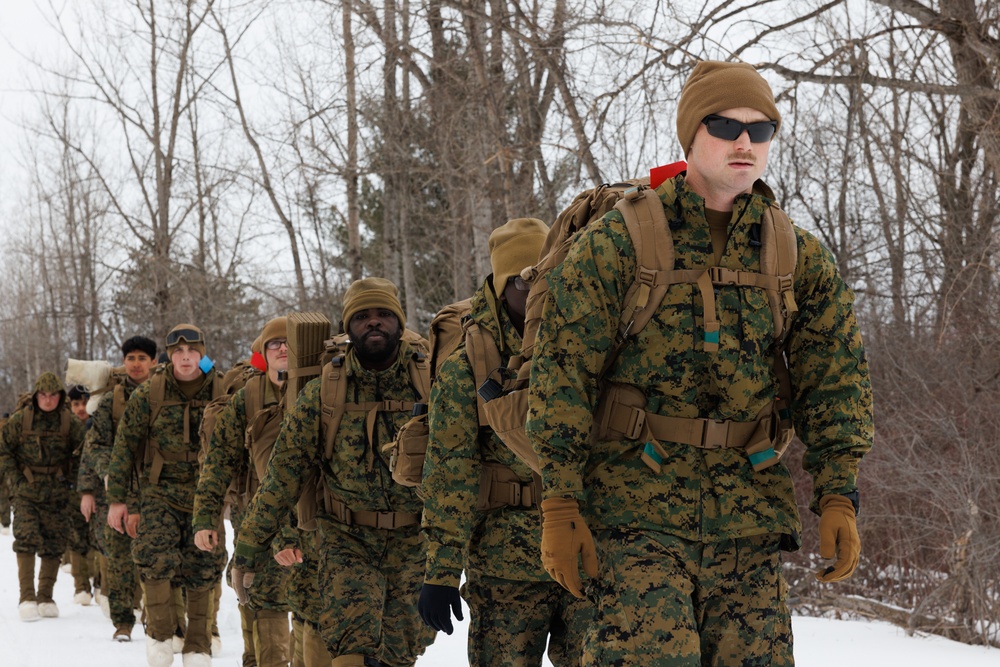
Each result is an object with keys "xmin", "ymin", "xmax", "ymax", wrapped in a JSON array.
[
  {"xmin": 704, "ymin": 330, "xmax": 720, "ymax": 345},
  {"xmin": 778, "ymin": 407, "xmax": 792, "ymax": 420},
  {"xmin": 748, "ymin": 448, "xmax": 776, "ymax": 467},
  {"xmin": 643, "ymin": 442, "xmax": 663, "ymax": 466}
]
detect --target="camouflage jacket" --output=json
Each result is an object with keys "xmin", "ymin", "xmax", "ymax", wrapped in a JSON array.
[
  {"xmin": 421, "ymin": 286, "xmax": 546, "ymax": 586},
  {"xmin": 234, "ymin": 341, "xmax": 425, "ymax": 564},
  {"xmin": 77, "ymin": 380, "xmax": 141, "ymax": 510},
  {"xmin": 526, "ymin": 174, "xmax": 874, "ymax": 549},
  {"xmin": 0, "ymin": 404, "xmax": 86, "ymax": 502},
  {"xmin": 192, "ymin": 376, "xmax": 286, "ymax": 531},
  {"xmin": 106, "ymin": 365, "xmax": 221, "ymax": 513}
]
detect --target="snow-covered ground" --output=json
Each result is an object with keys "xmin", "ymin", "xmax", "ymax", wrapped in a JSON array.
[{"xmin": 0, "ymin": 526, "xmax": 995, "ymax": 666}]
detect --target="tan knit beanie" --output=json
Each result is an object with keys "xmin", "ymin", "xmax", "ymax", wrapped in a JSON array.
[
  {"xmin": 341, "ymin": 277, "xmax": 405, "ymax": 330},
  {"xmin": 676, "ymin": 60, "xmax": 781, "ymax": 156},
  {"xmin": 488, "ymin": 218, "xmax": 549, "ymax": 290},
  {"xmin": 256, "ymin": 317, "xmax": 288, "ymax": 352}
]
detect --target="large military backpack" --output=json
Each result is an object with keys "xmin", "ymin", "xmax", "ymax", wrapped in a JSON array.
[
  {"xmin": 481, "ymin": 162, "xmax": 799, "ymax": 474},
  {"xmin": 17, "ymin": 401, "xmax": 74, "ymax": 484},
  {"xmin": 136, "ymin": 365, "xmax": 225, "ymax": 486},
  {"xmin": 296, "ymin": 329, "xmax": 431, "ymax": 529}
]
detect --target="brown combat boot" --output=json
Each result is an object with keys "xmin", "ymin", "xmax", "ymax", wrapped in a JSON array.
[
  {"xmin": 17, "ymin": 553, "xmax": 36, "ymax": 603},
  {"xmin": 36, "ymin": 556, "xmax": 61, "ymax": 618},
  {"xmin": 183, "ymin": 585, "xmax": 214, "ymax": 656},
  {"xmin": 143, "ymin": 579, "xmax": 175, "ymax": 642},
  {"xmin": 255, "ymin": 609, "xmax": 291, "ymax": 667},
  {"xmin": 240, "ymin": 604, "xmax": 258, "ymax": 667}
]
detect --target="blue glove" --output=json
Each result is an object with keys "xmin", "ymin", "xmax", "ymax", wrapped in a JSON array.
[{"xmin": 418, "ymin": 583, "xmax": 463, "ymax": 634}]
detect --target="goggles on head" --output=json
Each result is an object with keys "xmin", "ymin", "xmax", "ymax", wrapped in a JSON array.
[{"xmin": 166, "ymin": 328, "xmax": 204, "ymax": 347}]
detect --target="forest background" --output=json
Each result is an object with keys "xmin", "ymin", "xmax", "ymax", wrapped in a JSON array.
[{"xmin": 0, "ymin": 0, "xmax": 997, "ymax": 650}]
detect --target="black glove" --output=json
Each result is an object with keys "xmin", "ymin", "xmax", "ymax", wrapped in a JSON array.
[{"xmin": 417, "ymin": 583, "xmax": 463, "ymax": 635}]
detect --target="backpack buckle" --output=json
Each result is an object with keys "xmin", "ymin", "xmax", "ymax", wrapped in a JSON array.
[{"xmin": 624, "ymin": 406, "xmax": 646, "ymax": 440}]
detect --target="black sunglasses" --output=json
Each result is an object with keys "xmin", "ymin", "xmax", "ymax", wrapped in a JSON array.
[{"xmin": 702, "ymin": 114, "xmax": 777, "ymax": 143}]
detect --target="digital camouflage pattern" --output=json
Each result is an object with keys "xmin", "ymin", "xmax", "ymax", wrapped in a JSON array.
[
  {"xmin": 583, "ymin": 530, "xmax": 792, "ymax": 666},
  {"xmin": 527, "ymin": 174, "xmax": 873, "ymax": 543},
  {"xmin": 234, "ymin": 341, "xmax": 435, "ymax": 665},
  {"xmin": 83, "ymin": 384, "xmax": 141, "ymax": 628},
  {"xmin": 527, "ymin": 173, "xmax": 872, "ymax": 665},
  {"xmin": 0, "ymin": 373, "xmax": 86, "ymax": 557},
  {"xmin": 106, "ymin": 364, "xmax": 226, "ymax": 587},
  {"xmin": 422, "ymin": 285, "xmax": 591, "ymax": 665},
  {"xmin": 193, "ymin": 377, "xmax": 291, "ymax": 613}
]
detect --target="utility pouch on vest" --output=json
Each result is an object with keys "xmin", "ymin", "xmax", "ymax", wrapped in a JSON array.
[
  {"xmin": 745, "ymin": 415, "xmax": 780, "ymax": 472},
  {"xmin": 383, "ymin": 406, "xmax": 429, "ymax": 489},
  {"xmin": 480, "ymin": 388, "xmax": 540, "ymax": 474}
]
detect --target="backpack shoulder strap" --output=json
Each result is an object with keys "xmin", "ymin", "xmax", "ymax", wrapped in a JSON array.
[
  {"xmin": 759, "ymin": 204, "xmax": 799, "ymax": 341},
  {"xmin": 406, "ymin": 344, "xmax": 431, "ymax": 404},
  {"xmin": 463, "ymin": 320, "xmax": 503, "ymax": 425},
  {"xmin": 112, "ymin": 383, "xmax": 127, "ymax": 433},
  {"xmin": 320, "ymin": 355, "xmax": 350, "ymax": 461}
]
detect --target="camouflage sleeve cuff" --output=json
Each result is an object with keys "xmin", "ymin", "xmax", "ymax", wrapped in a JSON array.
[
  {"xmin": 233, "ymin": 541, "xmax": 267, "ymax": 570},
  {"xmin": 274, "ymin": 521, "xmax": 299, "ymax": 552},
  {"xmin": 539, "ymin": 461, "xmax": 585, "ymax": 502},
  {"xmin": 423, "ymin": 542, "xmax": 464, "ymax": 588}
]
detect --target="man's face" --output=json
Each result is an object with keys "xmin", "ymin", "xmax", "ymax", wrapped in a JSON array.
[
  {"xmin": 36, "ymin": 391, "xmax": 62, "ymax": 414},
  {"xmin": 685, "ymin": 106, "xmax": 772, "ymax": 207},
  {"xmin": 170, "ymin": 344, "xmax": 203, "ymax": 382},
  {"xmin": 124, "ymin": 351, "xmax": 156, "ymax": 383},
  {"xmin": 501, "ymin": 275, "xmax": 530, "ymax": 321},
  {"xmin": 347, "ymin": 308, "xmax": 403, "ymax": 369},
  {"xmin": 70, "ymin": 399, "xmax": 89, "ymax": 421},
  {"xmin": 264, "ymin": 337, "xmax": 289, "ymax": 383}
]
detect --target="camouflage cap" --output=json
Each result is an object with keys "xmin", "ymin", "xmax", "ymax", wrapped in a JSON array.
[{"xmin": 33, "ymin": 371, "xmax": 65, "ymax": 396}]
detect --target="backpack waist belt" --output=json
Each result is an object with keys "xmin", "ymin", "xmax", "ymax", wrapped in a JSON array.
[
  {"xmin": 148, "ymin": 446, "xmax": 200, "ymax": 486},
  {"xmin": 605, "ymin": 401, "xmax": 772, "ymax": 450},
  {"xmin": 481, "ymin": 477, "xmax": 538, "ymax": 510},
  {"xmin": 324, "ymin": 495, "xmax": 420, "ymax": 530}
]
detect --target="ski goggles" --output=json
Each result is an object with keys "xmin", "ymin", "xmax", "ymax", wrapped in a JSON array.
[
  {"xmin": 701, "ymin": 114, "xmax": 777, "ymax": 143},
  {"xmin": 165, "ymin": 328, "xmax": 204, "ymax": 347}
]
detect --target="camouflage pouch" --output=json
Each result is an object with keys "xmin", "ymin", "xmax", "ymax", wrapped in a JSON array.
[{"xmin": 383, "ymin": 412, "xmax": 429, "ymax": 488}]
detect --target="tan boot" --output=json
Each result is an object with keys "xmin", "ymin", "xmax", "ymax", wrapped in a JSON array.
[
  {"xmin": 240, "ymin": 604, "xmax": 259, "ymax": 667},
  {"xmin": 290, "ymin": 617, "xmax": 305, "ymax": 667},
  {"xmin": 144, "ymin": 579, "xmax": 176, "ymax": 642},
  {"xmin": 328, "ymin": 655, "xmax": 365, "ymax": 667},
  {"xmin": 16, "ymin": 553, "xmax": 36, "ymax": 603},
  {"xmin": 254, "ymin": 609, "xmax": 291, "ymax": 667},
  {"xmin": 71, "ymin": 550, "xmax": 92, "ymax": 596},
  {"xmin": 303, "ymin": 622, "xmax": 333, "ymax": 667},
  {"xmin": 183, "ymin": 585, "xmax": 213, "ymax": 656}
]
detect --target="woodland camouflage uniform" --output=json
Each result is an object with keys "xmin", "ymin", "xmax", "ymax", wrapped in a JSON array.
[
  {"xmin": 234, "ymin": 339, "xmax": 437, "ymax": 667},
  {"xmin": 193, "ymin": 372, "xmax": 292, "ymax": 666},
  {"xmin": 0, "ymin": 414, "xmax": 11, "ymax": 530},
  {"xmin": 422, "ymin": 285, "xmax": 591, "ymax": 667},
  {"xmin": 527, "ymin": 169, "xmax": 874, "ymax": 665},
  {"xmin": 83, "ymin": 384, "xmax": 143, "ymax": 633},
  {"xmin": 106, "ymin": 360, "xmax": 227, "ymax": 657},
  {"xmin": 67, "ymin": 403, "xmax": 96, "ymax": 602},
  {"xmin": 0, "ymin": 372, "xmax": 86, "ymax": 609}
]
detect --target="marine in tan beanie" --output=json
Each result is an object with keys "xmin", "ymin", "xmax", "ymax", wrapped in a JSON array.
[
  {"xmin": 488, "ymin": 217, "xmax": 549, "ymax": 334},
  {"xmin": 341, "ymin": 277, "xmax": 406, "ymax": 371},
  {"xmin": 675, "ymin": 60, "xmax": 781, "ymax": 157}
]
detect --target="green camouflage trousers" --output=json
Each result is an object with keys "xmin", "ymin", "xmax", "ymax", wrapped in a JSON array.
[
  {"xmin": 89, "ymin": 500, "xmax": 109, "ymax": 555},
  {"xmin": 132, "ymin": 495, "xmax": 227, "ymax": 590},
  {"xmin": 230, "ymin": 505, "xmax": 290, "ymax": 614},
  {"xmin": 67, "ymin": 493, "xmax": 95, "ymax": 554},
  {"xmin": 104, "ymin": 521, "xmax": 140, "ymax": 627},
  {"xmin": 0, "ymin": 478, "xmax": 11, "ymax": 527},
  {"xmin": 284, "ymin": 528, "xmax": 323, "ymax": 626},
  {"xmin": 12, "ymin": 487, "xmax": 71, "ymax": 557},
  {"xmin": 313, "ymin": 521, "xmax": 436, "ymax": 667},
  {"xmin": 584, "ymin": 529, "xmax": 793, "ymax": 667},
  {"xmin": 464, "ymin": 574, "xmax": 592, "ymax": 667}
]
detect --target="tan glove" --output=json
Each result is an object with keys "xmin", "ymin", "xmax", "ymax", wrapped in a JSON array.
[
  {"xmin": 815, "ymin": 494, "xmax": 860, "ymax": 582},
  {"xmin": 231, "ymin": 567, "xmax": 256, "ymax": 605},
  {"xmin": 540, "ymin": 497, "xmax": 598, "ymax": 599}
]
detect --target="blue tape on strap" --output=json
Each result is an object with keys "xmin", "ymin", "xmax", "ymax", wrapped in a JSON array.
[
  {"xmin": 643, "ymin": 442, "xmax": 662, "ymax": 465},
  {"xmin": 748, "ymin": 448, "xmax": 776, "ymax": 466},
  {"xmin": 704, "ymin": 330, "xmax": 720, "ymax": 345},
  {"xmin": 198, "ymin": 356, "xmax": 215, "ymax": 374}
]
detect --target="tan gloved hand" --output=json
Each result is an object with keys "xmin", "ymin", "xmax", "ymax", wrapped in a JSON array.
[
  {"xmin": 815, "ymin": 494, "xmax": 860, "ymax": 582},
  {"xmin": 540, "ymin": 497, "xmax": 598, "ymax": 599},
  {"xmin": 231, "ymin": 567, "xmax": 256, "ymax": 605}
]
